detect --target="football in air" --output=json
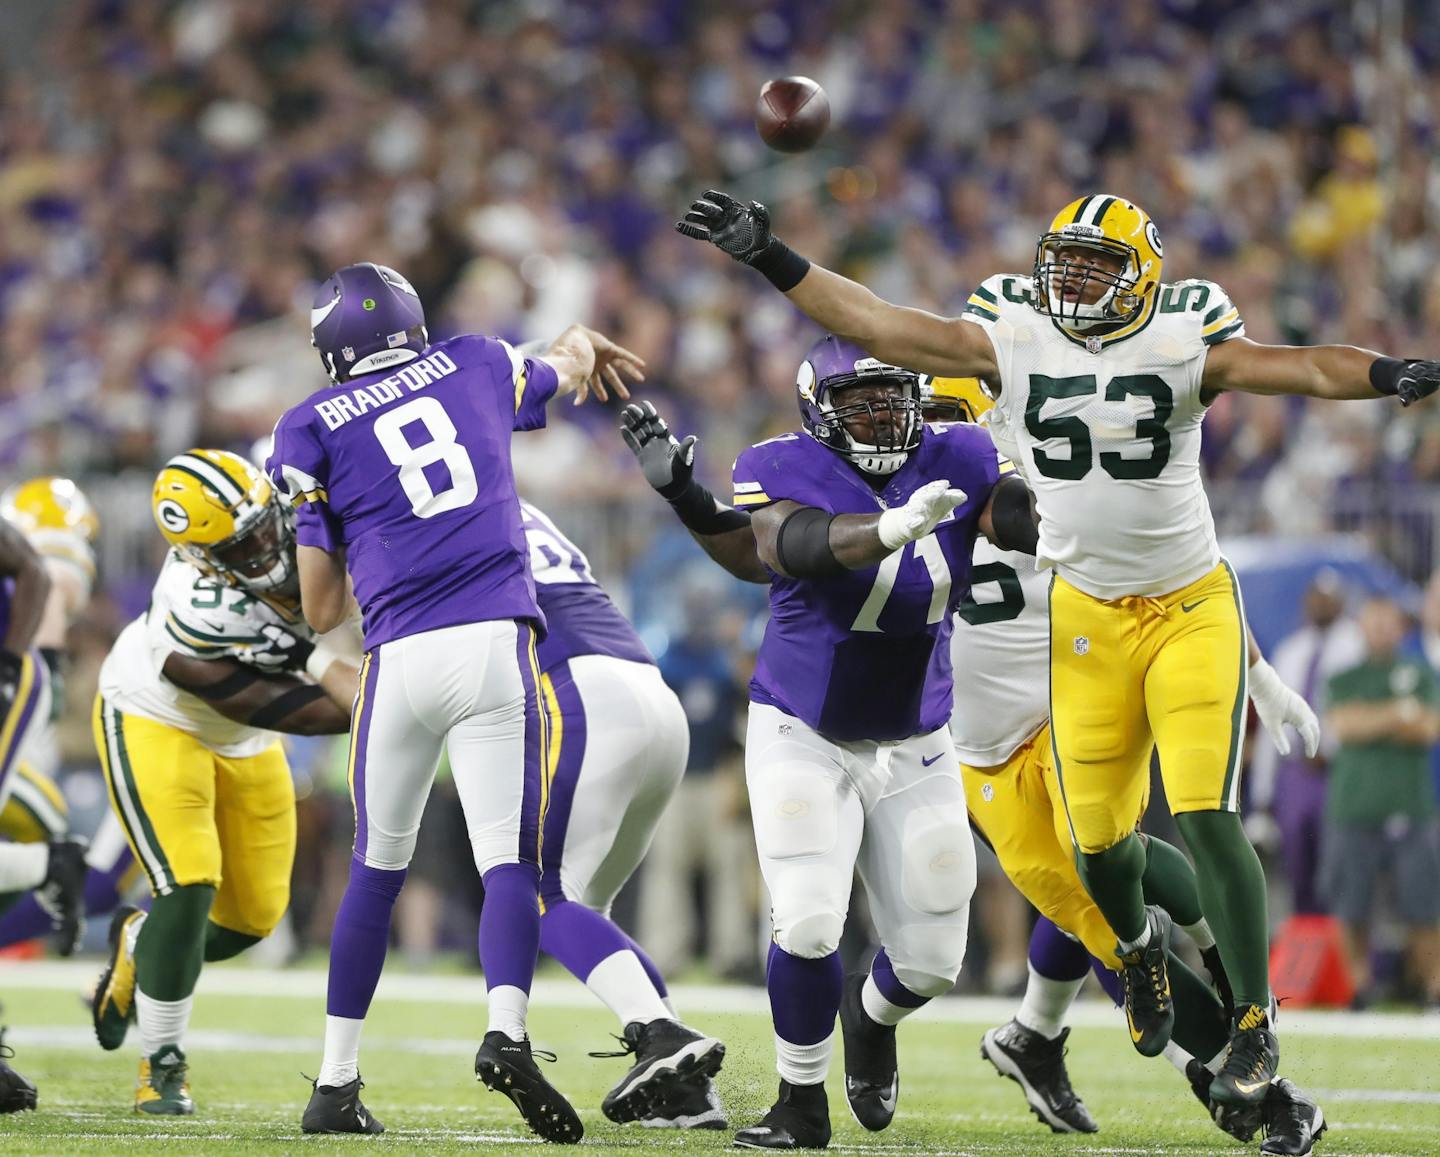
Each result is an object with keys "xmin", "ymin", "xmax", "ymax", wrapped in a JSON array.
[{"xmin": 755, "ymin": 76, "xmax": 831, "ymax": 153}]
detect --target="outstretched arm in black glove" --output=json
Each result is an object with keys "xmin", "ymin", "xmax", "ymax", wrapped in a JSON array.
[{"xmin": 620, "ymin": 402, "xmax": 768, "ymax": 584}]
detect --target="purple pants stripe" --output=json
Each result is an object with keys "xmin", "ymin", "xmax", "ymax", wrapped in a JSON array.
[
  {"xmin": 0, "ymin": 651, "xmax": 46, "ymax": 794},
  {"xmin": 514, "ymin": 623, "xmax": 546, "ymax": 867},
  {"xmin": 538, "ymin": 660, "xmax": 587, "ymax": 905},
  {"xmin": 347, "ymin": 650, "xmax": 381, "ymax": 861}
]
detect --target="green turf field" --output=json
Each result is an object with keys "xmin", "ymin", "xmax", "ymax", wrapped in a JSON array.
[{"xmin": 2, "ymin": 962, "xmax": 1437, "ymax": 1154}]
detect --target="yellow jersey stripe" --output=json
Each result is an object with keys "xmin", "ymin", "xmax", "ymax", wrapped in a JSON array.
[
  {"xmin": 1202, "ymin": 309, "xmax": 1240, "ymax": 337},
  {"xmin": 732, "ymin": 491, "xmax": 772, "ymax": 507},
  {"xmin": 514, "ymin": 370, "xmax": 528, "ymax": 414}
]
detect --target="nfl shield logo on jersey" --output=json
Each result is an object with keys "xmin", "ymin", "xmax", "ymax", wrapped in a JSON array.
[
  {"xmin": 1073, "ymin": 636, "xmax": 1089, "ymax": 656},
  {"xmin": 981, "ymin": 783, "xmax": 994, "ymax": 802}
]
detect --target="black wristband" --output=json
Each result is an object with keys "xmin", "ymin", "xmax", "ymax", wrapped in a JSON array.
[
  {"xmin": 776, "ymin": 506, "xmax": 844, "ymax": 578},
  {"xmin": 1370, "ymin": 356, "xmax": 1406, "ymax": 396},
  {"xmin": 750, "ymin": 238, "xmax": 811, "ymax": 292},
  {"xmin": 249, "ymin": 682, "xmax": 328, "ymax": 729},
  {"xmin": 668, "ymin": 479, "xmax": 752, "ymax": 536}
]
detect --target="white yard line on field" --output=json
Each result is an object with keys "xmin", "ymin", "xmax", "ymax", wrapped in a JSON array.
[{"xmin": 5, "ymin": 960, "xmax": 1440, "ymax": 1039}]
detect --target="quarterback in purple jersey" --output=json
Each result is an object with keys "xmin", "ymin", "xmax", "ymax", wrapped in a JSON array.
[
  {"xmin": 640, "ymin": 334, "xmax": 1038, "ymax": 1150},
  {"xmin": 519, "ymin": 500, "xmax": 727, "ymax": 1129},
  {"xmin": 265, "ymin": 262, "xmax": 642, "ymax": 1142}
]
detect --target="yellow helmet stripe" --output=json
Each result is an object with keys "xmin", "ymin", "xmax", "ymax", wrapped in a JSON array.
[{"xmin": 170, "ymin": 454, "xmax": 246, "ymax": 506}]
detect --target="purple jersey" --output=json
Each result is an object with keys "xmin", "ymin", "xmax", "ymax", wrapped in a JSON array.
[
  {"xmin": 521, "ymin": 500, "xmax": 653, "ymax": 671},
  {"xmin": 266, "ymin": 335, "xmax": 558, "ymax": 649},
  {"xmin": 733, "ymin": 424, "xmax": 1004, "ymax": 743}
]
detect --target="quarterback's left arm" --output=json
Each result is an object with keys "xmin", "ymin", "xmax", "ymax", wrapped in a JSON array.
[
  {"xmin": 298, "ymin": 545, "xmax": 352, "ymax": 634},
  {"xmin": 1245, "ymin": 629, "xmax": 1321, "ymax": 758},
  {"xmin": 1203, "ymin": 337, "xmax": 1440, "ymax": 406}
]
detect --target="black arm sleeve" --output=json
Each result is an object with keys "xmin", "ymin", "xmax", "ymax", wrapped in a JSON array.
[
  {"xmin": 989, "ymin": 475, "xmax": 1039, "ymax": 555},
  {"xmin": 775, "ymin": 506, "xmax": 845, "ymax": 578},
  {"xmin": 248, "ymin": 683, "xmax": 329, "ymax": 729},
  {"xmin": 668, "ymin": 478, "xmax": 753, "ymax": 536}
]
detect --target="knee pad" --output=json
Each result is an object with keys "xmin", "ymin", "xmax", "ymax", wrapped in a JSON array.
[
  {"xmin": 773, "ymin": 909, "xmax": 844, "ymax": 960},
  {"xmin": 888, "ymin": 917, "xmax": 969, "ymax": 997},
  {"xmin": 901, "ymin": 806, "xmax": 975, "ymax": 917},
  {"xmin": 750, "ymin": 762, "xmax": 839, "ymax": 862}
]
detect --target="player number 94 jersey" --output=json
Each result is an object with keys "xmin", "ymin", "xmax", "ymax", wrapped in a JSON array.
[{"xmin": 964, "ymin": 274, "xmax": 1243, "ymax": 599}]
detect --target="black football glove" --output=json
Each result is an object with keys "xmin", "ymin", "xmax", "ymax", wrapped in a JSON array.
[
  {"xmin": 620, "ymin": 402, "xmax": 697, "ymax": 499},
  {"xmin": 253, "ymin": 623, "xmax": 316, "ymax": 672},
  {"xmin": 676, "ymin": 189, "xmax": 776, "ymax": 265},
  {"xmin": 0, "ymin": 649, "xmax": 23, "ymax": 724},
  {"xmin": 1396, "ymin": 360, "xmax": 1440, "ymax": 407}
]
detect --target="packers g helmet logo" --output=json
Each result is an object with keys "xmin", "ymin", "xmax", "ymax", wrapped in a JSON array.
[
  {"xmin": 155, "ymin": 499, "xmax": 190, "ymax": 534},
  {"xmin": 1145, "ymin": 218, "xmax": 1164, "ymax": 258}
]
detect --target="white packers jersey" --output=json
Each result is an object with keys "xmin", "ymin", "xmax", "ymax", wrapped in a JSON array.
[
  {"xmin": 30, "ymin": 526, "xmax": 96, "ymax": 604},
  {"xmin": 98, "ymin": 551, "xmax": 315, "ymax": 757},
  {"xmin": 964, "ymin": 274, "xmax": 1243, "ymax": 598},
  {"xmin": 949, "ymin": 538, "xmax": 1049, "ymax": 766}
]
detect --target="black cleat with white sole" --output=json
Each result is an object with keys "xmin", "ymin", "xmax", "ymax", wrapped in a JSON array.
[
  {"xmin": 641, "ymin": 1078, "xmax": 728, "ymax": 1130},
  {"xmin": 839, "ymin": 973, "xmax": 897, "ymax": 1132},
  {"xmin": 475, "ymin": 1031, "xmax": 583, "ymax": 1143},
  {"xmin": 734, "ymin": 1080, "xmax": 830, "ymax": 1150},
  {"xmin": 301, "ymin": 1074, "xmax": 384, "ymax": 1134},
  {"xmin": 1185, "ymin": 1057, "xmax": 1263, "ymax": 1142},
  {"xmin": 1260, "ymin": 1077, "xmax": 1326, "ymax": 1156},
  {"xmin": 593, "ymin": 1018, "xmax": 725, "ymax": 1123},
  {"xmin": 980, "ymin": 1019, "xmax": 1097, "ymax": 1134}
]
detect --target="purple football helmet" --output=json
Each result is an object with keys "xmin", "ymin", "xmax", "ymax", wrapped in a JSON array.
[
  {"xmin": 797, "ymin": 335, "xmax": 923, "ymax": 475},
  {"xmin": 310, "ymin": 263, "xmax": 428, "ymax": 382}
]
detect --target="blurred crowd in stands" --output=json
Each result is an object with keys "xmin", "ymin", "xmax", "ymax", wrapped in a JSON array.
[{"xmin": 4, "ymin": 0, "xmax": 1440, "ymax": 1001}]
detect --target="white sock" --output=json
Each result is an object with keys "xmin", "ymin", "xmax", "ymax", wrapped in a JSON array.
[
  {"xmin": 0, "ymin": 843, "xmax": 48, "ymax": 891},
  {"xmin": 861, "ymin": 974, "xmax": 916, "ymax": 1027},
  {"xmin": 487, "ymin": 984, "xmax": 529, "ymax": 1042},
  {"xmin": 1014, "ymin": 964, "xmax": 1085, "ymax": 1040},
  {"xmin": 1205, "ymin": 1043, "xmax": 1229, "ymax": 1074},
  {"xmin": 136, "ymin": 991, "xmax": 193, "ymax": 1057},
  {"xmin": 317, "ymin": 1015, "xmax": 365, "ymax": 1087},
  {"xmin": 1162, "ymin": 1040, "xmax": 1194, "ymax": 1076},
  {"xmin": 1117, "ymin": 922, "xmax": 1152, "ymax": 956},
  {"xmin": 775, "ymin": 1029, "xmax": 834, "ymax": 1086},
  {"xmin": 1181, "ymin": 917, "xmax": 1216, "ymax": 951},
  {"xmin": 585, "ymin": 949, "xmax": 672, "ymax": 1027},
  {"xmin": 662, "ymin": 996, "xmax": 678, "ymax": 1019}
]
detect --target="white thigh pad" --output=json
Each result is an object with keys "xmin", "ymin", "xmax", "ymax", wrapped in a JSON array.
[
  {"xmin": 750, "ymin": 760, "xmax": 841, "ymax": 862},
  {"xmin": 900, "ymin": 803, "xmax": 976, "ymax": 916}
]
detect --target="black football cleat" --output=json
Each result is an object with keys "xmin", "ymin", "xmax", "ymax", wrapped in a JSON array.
[
  {"xmin": 1118, "ymin": 906, "xmax": 1174, "ymax": 1057},
  {"xmin": 0, "ymin": 1026, "xmax": 37, "ymax": 1113},
  {"xmin": 1211, "ymin": 1007, "xmax": 1280, "ymax": 1107},
  {"xmin": 640, "ymin": 1078, "xmax": 728, "ymax": 1130},
  {"xmin": 301, "ymin": 1074, "xmax": 384, "ymax": 1134},
  {"xmin": 981, "ymin": 1019, "xmax": 1097, "ymax": 1134},
  {"xmin": 37, "ymin": 837, "xmax": 87, "ymax": 956},
  {"xmin": 839, "ymin": 973, "xmax": 898, "ymax": 1132},
  {"xmin": 734, "ymin": 1080, "xmax": 831, "ymax": 1150},
  {"xmin": 1260, "ymin": 1077, "xmax": 1326, "ymax": 1155},
  {"xmin": 93, "ymin": 905, "xmax": 144, "ymax": 1051},
  {"xmin": 593, "ymin": 1018, "xmax": 725, "ymax": 1124},
  {"xmin": 475, "ymin": 1031, "xmax": 583, "ymax": 1143},
  {"xmin": 1185, "ymin": 1057, "xmax": 1263, "ymax": 1142}
]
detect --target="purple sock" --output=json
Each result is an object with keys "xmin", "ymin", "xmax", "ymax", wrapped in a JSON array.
[
  {"xmin": 0, "ymin": 855, "xmax": 141, "ymax": 948},
  {"xmin": 539, "ymin": 898, "xmax": 632, "ymax": 980},
  {"xmin": 326, "ymin": 856, "xmax": 407, "ymax": 1019},
  {"xmin": 1027, "ymin": 916, "xmax": 1092, "ymax": 982},
  {"xmin": 869, "ymin": 947, "xmax": 930, "ymax": 1010},
  {"xmin": 479, "ymin": 862, "xmax": 541, "ymax": 993},
  {"xmin": 768, "ymin": 942, "xmax": 842, "ymax": 1045},
  {"xmin": 1090, "ymin": 955, "xmax": 1123, "ymax": 1006}
]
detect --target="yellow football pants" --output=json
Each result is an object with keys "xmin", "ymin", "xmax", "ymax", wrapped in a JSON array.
[
  {"xmin": 962, "ymin": 725, "xmax": 1130, "ymax": 969},
  {"xmin": 1049, "ymin": 561, "xmax": 1248, "ymax": 855},
  {"xmin": 93, "ymin": 695, "xmax": 295, "ymax": 938}
]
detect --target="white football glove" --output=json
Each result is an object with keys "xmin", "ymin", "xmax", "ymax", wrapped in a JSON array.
[
  {"xmin": 1248, "ymin": 657, "xmax": 1320, "ymax": 758},
  {"xmin": 877, "ymin": 479, "xmax": 968, "ymax": 551}
]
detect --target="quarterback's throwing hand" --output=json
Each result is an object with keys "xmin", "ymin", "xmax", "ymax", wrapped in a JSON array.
[
  {"xmin": 676, "ymin": 190, "xmax": 775, "ymax": 265},
  {"xmin": 877, "ymin": 479, "xmax": 968, "ymax": 551},
  {"xmin": 620, "ymin": 402, "xmax": 696, "ymax": 499}
]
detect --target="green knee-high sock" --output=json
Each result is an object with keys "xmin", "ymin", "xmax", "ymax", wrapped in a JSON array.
[
  {"xmin": 134, "ymin": 884, "xmax": 215, "ymax": 1001},
  {"xmin": 1175, "ymin": 810, "xmax": 1270, "ymax": 1013},
  {"xmin": 204, "ymin": 921, "xmax": 262, "ymax": 962},
  {"xmin": 1077, "ymin": 832, "xmax": 1148, "ymax": 944},
  {"xmin": 1167, "ymin": 948, "xmax": 1230, "ymax": 1065},
  {"xmin": 1140, "ymin": 834, "xmax": 1204, "ymax": 927}
]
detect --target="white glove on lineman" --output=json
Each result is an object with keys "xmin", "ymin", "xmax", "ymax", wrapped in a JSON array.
[
  {"xmin": 1248, "ymin": 657, "xmax": 1321, "ymax": 758},
  {"xmin": 877, "ymin": 479, "xmax": 968, "ymax": 551}
]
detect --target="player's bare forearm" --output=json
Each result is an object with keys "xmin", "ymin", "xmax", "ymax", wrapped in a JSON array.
[
  {"xmin": 786, "ymin": 265, "xmax": 995, "ymax": 379},
  {"xmin": 1204, "ymin": 337, "xmax": 1388, "ymax": 400},
  {"xmin": 298, "ymin": 544, "xmax": 350, "ymax": 634},
  {"xmin": 689, "ymin": 527, "xmax": 769, "ymax": 584},
  {"xmin": 0, "ymin": 521, "xmax": 50, "ymax": 653},
  {"xmin": 317, "ymin": 657, "xmax": 361, "ymax": 710},
  {"xmin": 162, "ymin": 653, "xmax": 352, "ymax": 734}
]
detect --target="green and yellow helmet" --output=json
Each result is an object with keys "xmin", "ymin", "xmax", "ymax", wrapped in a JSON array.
[
  {"xmin": 919, "ymin": 376, "xmax": 994, "ymax": 423},
  {"xmin": 1033, "ymin": 194, "xmax": 1163, "ymax": 335},
  {"xmin": 152, "ymin": 449, "xmax": 296, "ymax": 596}
]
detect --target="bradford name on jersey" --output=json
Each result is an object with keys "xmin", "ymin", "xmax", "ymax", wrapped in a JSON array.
[
  {"xmin": 963, "ymin": 273, "xmax": 1243, "ymax": 599},
  {"xmin": 99, "ymin": 552, "xmax": 315, "ymax": 757}
]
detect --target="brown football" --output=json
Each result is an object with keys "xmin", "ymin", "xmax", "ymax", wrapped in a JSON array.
[{"xmin": 755, "ymin": 76, "xmax": 831, "ymax": 154}]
